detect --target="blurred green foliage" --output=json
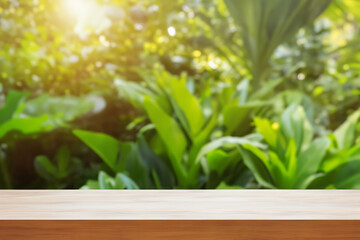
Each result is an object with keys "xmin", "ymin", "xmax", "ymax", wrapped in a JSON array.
[
  {"xmin": 240, "ymin": 105, "xmax": 330, "ymax": 189},
  {"xmin": 0, "ymin": 0, "xmax": 360, "ymax": 189}
]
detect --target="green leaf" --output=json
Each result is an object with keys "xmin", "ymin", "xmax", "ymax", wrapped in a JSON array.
[
  {"xmin": 249, "ymin": 78, "xmax": 283, "ymax": 100},
  {"xmin": 0, "ymin": 93, "xmax": 95, "ymax": 140},
  {"xmin": 0, "ymin": 90, "xmax": 29, "ymax": 124},
  {"xmin": 222, "ymin": 104, "xmax": 252, "ymax": 135},
  {"xmin": 115, "ymin": 173, "xmax": 139, "ymax": 189},
  {"xmin": 285, "ymin": 139, "xmax": 297, "ymax": 180},
  {"xmin": 115, "ymin": 78, "xmax": 157, "ymax": 111},
  {"xmin": 143, "ymin": 96, "xmax": 187, "ymax": 162},
  {"xmin": 81, "ymin": 172, "xmax": 139, "ymax": 189},
  {"xmin": 216, "ymin": 182, "xmax": 243, "ymax": 189},
  {"xmin": 206, "ymin": 149, "xmax": 232, "ymax": 175},
  {"xmin": 168, "ymin": 76, "xmax": 205, "ymax": 138},
  {"xmin": 0, "ymin": 116, "xmax": 51, "ymax": 139},
  {"xmin": 81, "ymin": 180, "xmax": 100, "ymax": 189},
  {"xmin": 238, "ymin": 144, "xmax": 275, "ymax": 189},
  {"xmin": 98, "ymin": 171, "xmax": 115, "ymax": 189},
  {"xmin": 268, "ymin": 151, "xmax": 288, "ymax": 187},
  {"xmin": 34, "ymin": 156, "xmax": 59, "ymax": 181},
  {"xmin": 143, "ymin": 96, "xmax": 187, "ymax": 185},
  {"xmin": 114, "ymin": 175, "xmax": 126, "ymax": 189},
  {"xmin": 309, "ymin": 160, "xmax": 360, "ymax": 189},
  {"xmin": 122, "ymin": 141, "xmax": 152, "ymax": 189},
  {"xmin": 73, "ymin": 130, "xmax": 123, "ymax": 172},
  {"xmin": 334, "ymin": 160, "xmax": 360, "ymax": 189},
  {"xmin": 138, "ymin": 129, "xmax": 175, "ymax": 189},
  {"xmin": 334, "ymin": 110, "xmax": 360, "ymax": 150},
  {"xmin": 22, "ymin": 94, "xmax": 94, "ymax": 122},
  {"xmin": 280, "ymin": 104, "xmax": 313, "ymax": 151},
  {"xmin": 55, "ymin": 146, "xmax": 71, "ymax": 174},
  {"xmin": 253, "ymin": 117, "xmax": 278, "ymax": 148},
  {"xmin": 296, "ymin": 138, "xmax": 330, "ymax": 188},
  {"xmin": 235, "ymin": 79, "xmax": 249, "ymax": 105},
  {"xmin": 188, "ymin": 109, "xmax": 218, "ymax": 165},
  {"xmin": 195, "ymin": 136, "xmax": 265, "ymax": 165}
]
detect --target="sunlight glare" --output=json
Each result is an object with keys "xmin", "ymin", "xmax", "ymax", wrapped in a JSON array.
[
  {"xmin": 62, "ymin": 0, "xmax": 112, "ymax": 38},
  {"xmin": 64, "ymin": 0, "xmax": 90, "ymax": 18},
  {"xmin": 168, "ymin": 26, "xmax": 176, "ymax": 37}
]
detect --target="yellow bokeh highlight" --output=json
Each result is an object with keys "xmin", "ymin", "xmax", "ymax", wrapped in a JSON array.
[
  {"xmin": 193, "ymin": 50, "xmax": 202, "ymax": 57},
  {"xmin": 272, "ymin": 122, "xmax": 280, "ymax": 130}
]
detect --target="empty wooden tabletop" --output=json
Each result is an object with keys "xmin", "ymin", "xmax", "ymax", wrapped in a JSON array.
[{"xmin": 1, "ymin": 190, "xmax": 360, "ymax": 219}]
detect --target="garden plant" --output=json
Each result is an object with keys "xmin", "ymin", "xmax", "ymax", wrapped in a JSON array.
[{"xmin": 0, "ymin": 0, "xmax": 360, "ymax": 189}]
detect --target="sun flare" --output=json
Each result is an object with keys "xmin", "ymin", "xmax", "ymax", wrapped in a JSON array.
[
  {"xmin": 62, "ymin": 0, "xmax": 111, "ymax": 37},
  {"xmin": 64, "ymin": 0, "xmax": 93, "ymax": 18}
]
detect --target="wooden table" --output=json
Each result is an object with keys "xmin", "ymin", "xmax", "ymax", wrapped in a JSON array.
[{"xmin": 1, "ymin": 190, "xmax": 360, "ymax": 239}]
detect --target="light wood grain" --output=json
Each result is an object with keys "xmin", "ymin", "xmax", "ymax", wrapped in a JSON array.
[
  {"xmin": 1, "ymin": 220, "xmax": 360, "ymax": 239},
  {"xmin": 1, "ymin": 190, "xmax": 360, "ymax": 220}
]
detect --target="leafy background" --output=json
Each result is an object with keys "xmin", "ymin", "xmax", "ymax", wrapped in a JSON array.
[{"xmin": 0, "ymin": 0, "xmax": 360, "ymax": 189}]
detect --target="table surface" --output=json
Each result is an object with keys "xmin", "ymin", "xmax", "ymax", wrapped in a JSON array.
[
  {"xmin": 2, "ymin": 221, "xmax": 360, "ymax": 240},
  {"xmin": 1, "ymin": 190, "xmax": 360, "ymax": 220}
]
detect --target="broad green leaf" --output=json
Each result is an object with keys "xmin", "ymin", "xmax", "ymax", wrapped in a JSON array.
[
  {"xmin": 334, "ymin": 110, "xmax": 360, "ymax": 150},
  {"xmin": 22, "ymin": 94, "xmax": 94, "ymax": 122},
  {"xmin": 22, "ymin": 94, "xmax": 94, "ymax": 125},
  {"xmin": 0, "ymin": 93, "xmax": 95, "ymax": 140},
  {"xmin": 216, "ymin": 182, "xmax": 243, "ymax": 189},
  {"xmin": 301, "ymin": 173, "xmax": 326, "ymax": 190},
  {"xmin": 34, "ymin": 156, "xmax": 58, "ymax": 181},
  {"xmin": 334, "ymin": 160, "xmax": 360, "ymax": 189},
  {"xmin": 285, "ymin": 139, "xmax": 297, "ymax": 180},
  {"xmin": 151, "ymin": 171, "xmax": 162, "ymax": 189},
  {"xmin": 0, "ymin": 116, "xmax": 51, "ymax": 139},
  {"xmin": 249, "ymin": 78, "xmax": 283, "ymax": 100},
  {"xmin": 114, "ymin": 175, "xmax": 126, "ymax": 189},
  {"xmin": 195, "ymin": 136, "xmax": 265, "ymax": 165},
  {"xmin": 81, "ymin": 180, "xmax": 100, "ymax": 190},
  {"xmin": 81, "ymin": 172, "xmax": 139, "ymax": 189},
  {"xmin": 218, "ymin": 83, "xmax": 235, "ymax": 107},
  {"xmin": 296, "ymin": 137, "xmax": 330, "ymax": 188},
  {"xmin": 235, "ymin": 79, "xmax": 249, "ymax": 105},
  {"xmin": 188, "ymin": 109, "xmax": 218, "ymax": 165},
  {"xmin": 0, "ymin": 90, "xmax": 29, "ymax": 124},
  {"xmin": 348, "ymin": 145, "xmax": 360, "ymax": 161},
  {"xmin": 309, "ymin": 160, "xmax": 360, "ymax": 189},
  {"xmin": 192, "ymin": 135, "xmax": 264, "ymax": 188},
  {"xmin": 143, "ymin": 96, "xmax": 187, "ymax": 184},
  {"xmin": 321, "ymin": 154, "xmax": 347, "ymax": 173},
  {"xmin": 222, "ymin": 104, "xmax": 252, "ymax": 135},
  {"xmin": 168, "ymin": 77, "xmax": 205, "ymax": 138},
  {"xmin": 239, "ymin": 144, "xmax": 275, "ymax": 189},
  {"xmin": 115, "ymin": 173, "xmax": 139, "ymax": 189},
  {"xmin": 280, "ymin": 105, "xmax": 313, "ymax": 151},
  {"xmin": 138, "ymin": 129, "xmax": 175, "ymax": 189},
  {"xmin": 122, "ymin": 141, "xmax": 152, "ymax": 189},
  {"xmin": 98, "ymin": 171, "xmax": 115, "ymax": 189},
  {"xmin": 143, "ymin": 96, "xmax": 187, "ymax": 162},
  {"xmin": 268, "ymin": 151, "xmax": 288, "ymax": 188},
  {"xmin": 253, "ymin": 117, "xmax": 278, "ymax": 149},
  {"xmin": 115, "ymin": 78, "xmax": 157, "ymax": 111},
  {"xmin": 73, "ymin": 130, "xmax": 122, "ymax": 172},
  {"xmin": 206, "ymin": 149, "xmax": 231, "ymax": 175}
]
